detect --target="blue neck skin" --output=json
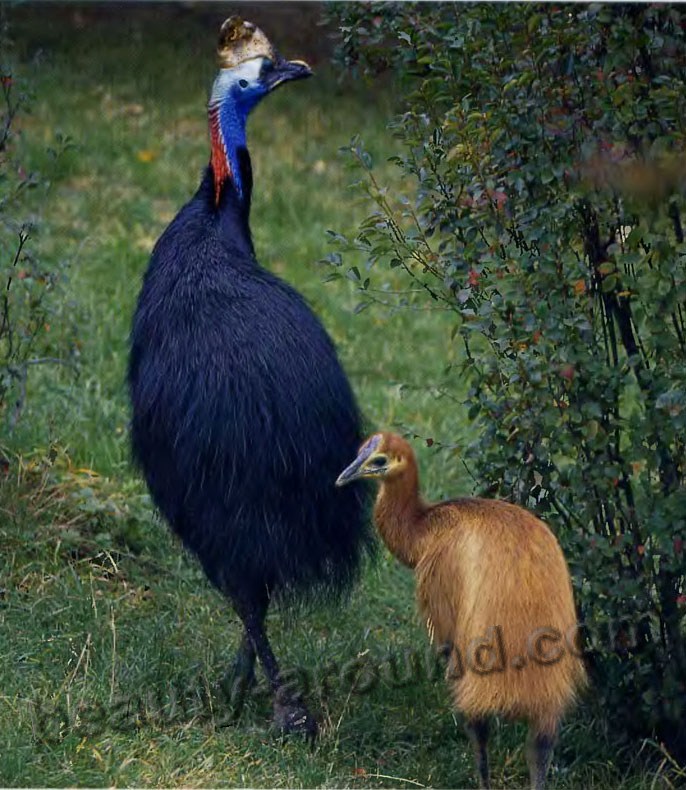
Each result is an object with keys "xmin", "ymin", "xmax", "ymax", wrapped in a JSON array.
[
  {"xmin": 212, "ymin": 74, "xmax": 266, "ymax": 204},
  {"xmin": 218, "ymin": 97, "xmax": 249, "ymax": 199}
]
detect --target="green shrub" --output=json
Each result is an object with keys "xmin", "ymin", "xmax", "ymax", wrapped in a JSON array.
[
  {"xmin": 0, "ymin": 14, "xmax": 76, "ymax": 437},
  {"xmin": 327, "ymin": 2, "xmax": 686, "ymax": 761}
]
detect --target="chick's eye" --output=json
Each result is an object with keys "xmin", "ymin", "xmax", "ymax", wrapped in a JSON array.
[
  {"xmin": 238, "ymin": 79, "xmax": 249, "ymax": 89},
  {"xmin": 369, "ymin": 456, "xmax": 387, "ymax": 469}
]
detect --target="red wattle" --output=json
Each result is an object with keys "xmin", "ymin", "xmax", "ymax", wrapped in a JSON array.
[{"xmin": 209, "ymin": 109, "xmax": 231, "ymax": 206}]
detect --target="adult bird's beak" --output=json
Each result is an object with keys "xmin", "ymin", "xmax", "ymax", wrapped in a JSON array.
[{"xmin": 263, "ymin": 58, "xmax": 313, "ymax": 92}]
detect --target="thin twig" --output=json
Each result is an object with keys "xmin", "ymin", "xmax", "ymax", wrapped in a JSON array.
[{"xmin": 1, "ymin": 227, "xmax": 28, "ymax": 360}]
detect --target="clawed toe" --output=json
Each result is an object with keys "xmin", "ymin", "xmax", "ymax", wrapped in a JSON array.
[{"xmin": 273, "ymin": 697, "xmax": 318, "ymax": 740}]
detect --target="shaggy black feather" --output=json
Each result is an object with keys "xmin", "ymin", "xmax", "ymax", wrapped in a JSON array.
[{"xmin": 129, "ymin": 160, "xmax": 373, "ymax": 608}]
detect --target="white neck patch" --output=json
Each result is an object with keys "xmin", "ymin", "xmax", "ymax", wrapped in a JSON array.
[{"xmin": 209, "ymin": 57, "xmax": 265, "ymax": 109}]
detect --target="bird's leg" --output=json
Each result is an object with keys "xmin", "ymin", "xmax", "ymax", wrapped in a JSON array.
[
  {"xmin": 465, "ymin": 717, "xmax": 490, "ymax": 789},
  {"xmin": 235, "ymin": 597, "xmax": 317, "ymax": 739},
  {"xmin": 232, "ymin": 630, "xmax": 257, "ymax": 688},
  {"xmin": 222, "ymin": 630, "xmax": 257, "ymax": 717},
  {"xmin": 526, "ymin": 724, "xmax": 557, "ymax": 790}
]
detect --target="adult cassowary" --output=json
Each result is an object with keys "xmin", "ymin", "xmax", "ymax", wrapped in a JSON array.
[{"xmin": 128, "ymin": 17, "xmax": 372, "ymax": 736}]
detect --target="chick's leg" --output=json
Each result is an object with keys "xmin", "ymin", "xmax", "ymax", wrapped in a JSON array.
[
  {"xmin": 526, "ymin": 724, "xmax": 557, "ymax": 790},
  {"xmin": 465, "ymin": 717, "xmax": 490, "ymax": 789}
]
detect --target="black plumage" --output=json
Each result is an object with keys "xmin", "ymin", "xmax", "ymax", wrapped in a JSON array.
[
  {"xmin": 130, "ymin": 169, "xmax": 370, "ymax": 603},
  {"xmin": 128, "ymin": 18, "xmax": 372, "ymax": 735}
]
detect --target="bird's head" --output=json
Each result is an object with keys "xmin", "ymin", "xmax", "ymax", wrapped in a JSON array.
[
  {"xmin": 209, "ymin": 17, "xmax": 312, "ymax": 204},
  {"xmin": 336, "ymin": 432, "xmax": 416, "ymax": 487},
  {"xmin": 213, "ymin": 17, "xmax": 312, "ymax": 115}
]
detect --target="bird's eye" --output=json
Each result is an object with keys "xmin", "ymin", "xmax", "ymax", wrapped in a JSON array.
[
  {"xmin": 238, "ymin": 79, "xmax": 249, "ymax": 89},
  {"xmin": 369, "ymin": 456, "xmax": 387, "ymax": 469}
]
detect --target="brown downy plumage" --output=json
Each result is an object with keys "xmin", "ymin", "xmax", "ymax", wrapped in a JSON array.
[{"xmin": 337, "ymin": 432, "xmax": 586, "ymax": 790}]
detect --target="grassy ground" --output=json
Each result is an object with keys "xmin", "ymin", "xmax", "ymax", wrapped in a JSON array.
[{"xmin": 0, "ymin": 6, "xmax": 667, "ymax": 788}]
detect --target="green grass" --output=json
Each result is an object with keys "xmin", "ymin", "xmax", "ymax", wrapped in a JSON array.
[{"xmin": 0, "ymin": 7, "xmax": 671, "ymax": 788}]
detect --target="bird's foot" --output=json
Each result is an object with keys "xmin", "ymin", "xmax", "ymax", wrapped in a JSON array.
[{"xmin": 273, "ymin": 693, "xmax": 318, "ymax": 740}]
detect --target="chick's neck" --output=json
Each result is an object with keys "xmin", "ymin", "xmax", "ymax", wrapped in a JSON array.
[{"xmin": 373, "ymin": 464, "xmax": 429, "ymax": 569}]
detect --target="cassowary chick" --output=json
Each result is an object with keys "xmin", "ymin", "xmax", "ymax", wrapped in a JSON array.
[{"xmin": 337, "ymin": 432, "xmax": 586, "ymax": 789}]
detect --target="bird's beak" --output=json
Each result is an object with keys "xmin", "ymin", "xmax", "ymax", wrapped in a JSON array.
[
  {"xmin": 263, "ymin": 58, "xmax": 313, "ymax": 92},
  {"xmin": 336, "ymin": 434, "xmax": 383, "ymax": 487},
  {"xmin": 336, "ymin": 445, "xmax": 376, "ymax": 488},
  {"xmin": 335, "ymin": 454, "xmax": 366, "ymax": 487}
]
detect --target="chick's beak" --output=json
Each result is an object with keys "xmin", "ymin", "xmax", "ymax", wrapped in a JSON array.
[
  {"xmin": 336, "ymin": 435, "xmax": 383, "ymax": 487},
  {"xmin": 335, "ymin": 450, "xmax": 371, "ymax": 487},
  {"xmin": 263, "ymin": 58, "xmax": 313, "ymax": 91},
  {"xmin": 335, "ymin": 458, "xmax": 363, "ymax": 487}
]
